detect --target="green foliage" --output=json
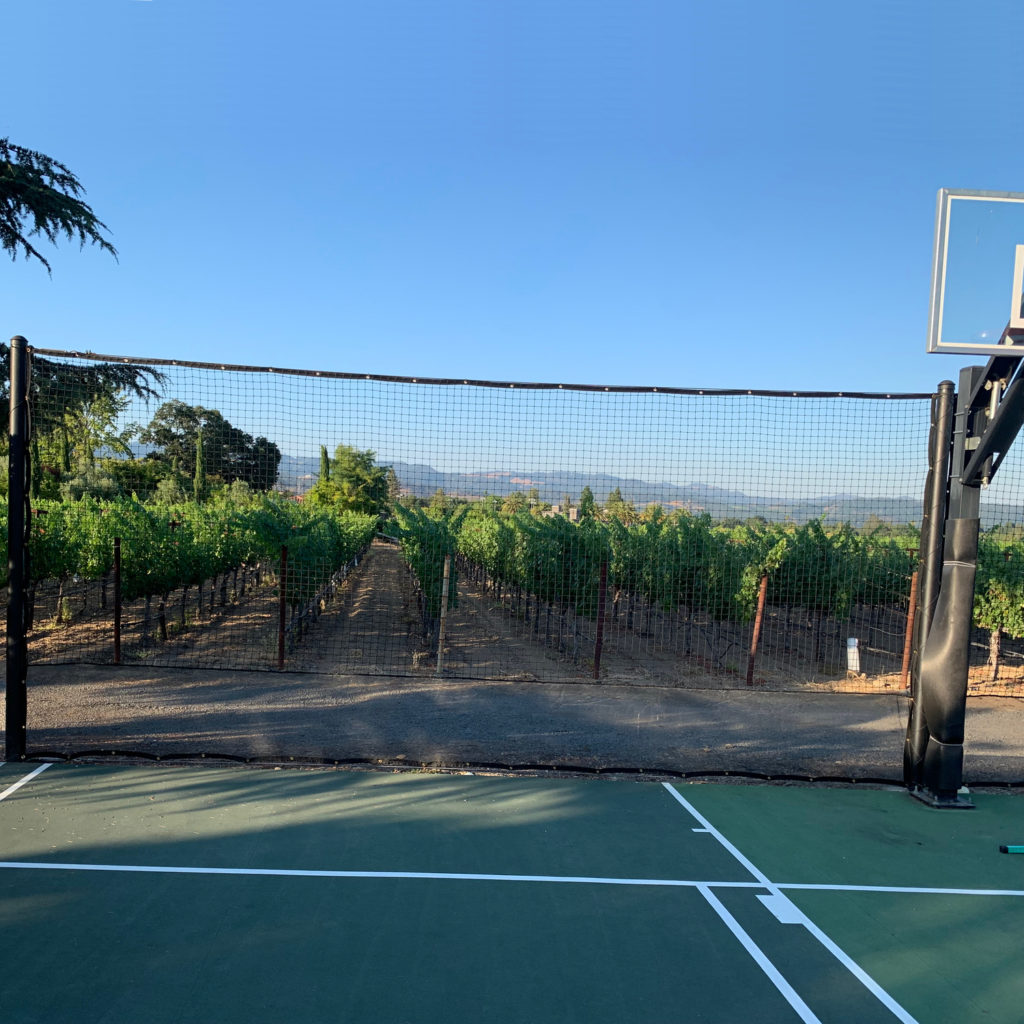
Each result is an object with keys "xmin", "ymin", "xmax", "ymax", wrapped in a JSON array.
[
  {"xmin": 193, "ymin": 430, "xmax": 207, "ymax": 503},
  {"xmin": 769, "ymin": 520, "xmax": 859, "ymax": 619},
  {"xmin": 100, "ymin": 457, "xmax": 167, "ymax": 496},
  {"xmin": 392, "ymin": 503, "xmax": 466, "ymax": 620},
  {"xmin": 451, "ymin": 506, "xmax": 925, "ymax": 635},
  {"xmin": 140, "ymin": 400, "xmax": 281, "ymax": 492},
  {"xmin": 279, "ymin": 507, "xmax": 376, "ymax": 609},
  {"xmin": 974, "ymin": 534, "xmax": 1024, "ymax": 639},
  {"xmin": 457, "ymin": 506, "xmax": 609, "ymax": 617},
  {"xmin": 578, "ymin": 486, "xmax": 596, "ymax": 520},
  {"xmin": 25, "ymin": 493, "xmax": 374, "ymax": 609},
  {"xmin": 1, "ymin": 346, "xmax": 164, "ymax": 497},
  {"xmin": 605, "ymin": 487, "xmax": 638, "ymax": 524},
  {"xmin": 58, "ymin": 462, "xmax": 120, "ymax": 501},
  {"xmin": 306, "ymin": 444, "xmax": 391, "ymax": 518}
]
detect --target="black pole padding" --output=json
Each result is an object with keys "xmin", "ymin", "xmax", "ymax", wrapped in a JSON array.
[
  {"xmin": 904, "ymin": 381, "xmax": 955, "ymax": 788},
  {"xmin": 918, "ymin": 515, "xmax": 979, "ymax": 798},
  {"xmin": 6, "ymin": 336, "xmax": 30, "ymax": 760},
  {"xmin": 918, "ymin": 382, "xmax": 956, "ymax": 650},
  {"xmin": 906, "ymin": 370, "xmax": 983, "ymax": 808}
]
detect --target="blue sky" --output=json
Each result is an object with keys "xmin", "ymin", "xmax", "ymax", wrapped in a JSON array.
[{"xmin": 4, "ymin": 0, "xmax": 1024, "ymax": 394}]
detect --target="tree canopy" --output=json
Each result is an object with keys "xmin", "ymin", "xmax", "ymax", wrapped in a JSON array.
[
  {"xmin": 1, "ymin": 138, "xmax": 116, "ymax": 273},
  {"xmin": 140, "ymin": 400, "xmax": 281, "ymax": 491},
  {"xmin": 306, "ymin": 444, "xmax": 392, "ymax": 518}
]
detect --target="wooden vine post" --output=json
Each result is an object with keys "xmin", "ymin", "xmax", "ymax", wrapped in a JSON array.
[
  {"xmin": 113, "ymin": 537, "xmax": 122, "ymax": 665},
  {"xmin": 277, "ymin": 545, "xmax": 288, "ymax": 670},
  {"xmin": 593, "ymin": 558, "xmax": 608, "ymax": 679},
  {"xmin": 745, "ymin": 574, "xmax": 769, "ymax": 686},
  {"xmin": 900, "ymin": 570, "xmax": 919, "ymax": 691},
  {"xmin": 436, "ymin": 553, "xmax": 451, "ymax": 676}
]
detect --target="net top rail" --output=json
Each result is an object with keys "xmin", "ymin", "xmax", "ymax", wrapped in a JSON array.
[{"xmin": 29, "ymin": 348, "xmax": 933, "ymax": 400}]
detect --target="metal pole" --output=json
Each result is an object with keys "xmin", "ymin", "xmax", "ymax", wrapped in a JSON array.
[{"xmin": 6, "ymin": 336, "xmax": 30, "ymax": 760}]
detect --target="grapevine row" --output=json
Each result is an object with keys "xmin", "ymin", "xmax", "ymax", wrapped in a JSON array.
[{"xmin": 23, "ymin": 494, "xmax": 376, "ymax": 642}]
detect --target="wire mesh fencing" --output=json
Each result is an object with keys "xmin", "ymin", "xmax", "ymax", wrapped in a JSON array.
[{"xmin": 6, "ymin": 345, "xmax": 1024, "ymax": 765}]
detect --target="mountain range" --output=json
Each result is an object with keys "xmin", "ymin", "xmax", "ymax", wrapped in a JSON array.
[{"xmin": 275, "ymin": 454, "xmax": 963, "ymax": 527}]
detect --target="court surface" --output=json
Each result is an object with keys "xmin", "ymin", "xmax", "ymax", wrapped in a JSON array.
[{"xmin": 2, "ymin": 762, "xmax": 1024, "ymax": 1023}]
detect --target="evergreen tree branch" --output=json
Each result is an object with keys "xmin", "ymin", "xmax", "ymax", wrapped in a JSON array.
[{"xmin": 0, "ymin": 137, "xmax": 117, "ymax": 273}]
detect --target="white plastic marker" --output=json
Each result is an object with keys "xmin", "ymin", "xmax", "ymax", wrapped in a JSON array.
[
  {"xmin": 0, "ymin": 763, "xmax": 50, "ymax": 802},
  {"xmin": 663, "ymin": 783, "xmax": 920, "ymax": 1024}
]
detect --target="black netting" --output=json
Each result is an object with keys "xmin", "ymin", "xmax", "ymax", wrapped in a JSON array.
[{"xmin": 5, "ymin": 347, "xmax": 1024, "ymax": 768}]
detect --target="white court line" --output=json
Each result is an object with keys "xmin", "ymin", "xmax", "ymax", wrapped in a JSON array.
[
  {"xmin": 0, "ymin": 763, "xmax": 50, "ymax": 802},
  {"xmin": 0, "ymin": 860, "xmax": 1019, "ymax": 901},
  {"xmin": 780, "ymin": 882, "xmax": 1024, "ymax": 898},
  {"xmin": 662, "ymin": 783, "xmax": 772, "ymax": 884},
  {"xmin": 0, "ymin": 862, "xmax": 769, "ymax": 886},
  {"xmin": 699, "ymin": 884, "xmax": 823, "ymax": 1024},
  {"xmin": 663, "ymin": 783, "xmax": 919, "ymax": 1024}
]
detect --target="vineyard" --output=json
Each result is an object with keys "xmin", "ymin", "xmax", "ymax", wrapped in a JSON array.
[
  {"xmin": 13, "ymin": 494, "xmax": 377, "ymax": 668},
  {"xmin": 7, "ymin": 347, "xmax": 1024, "ymax": 700},
  {"xmin": 395, "ymin": 504, "xmax": 1024, "ymax": 691},
  {"xmin": 16, "ymin": 491, "xmax": 1024, "ymax": 693}
]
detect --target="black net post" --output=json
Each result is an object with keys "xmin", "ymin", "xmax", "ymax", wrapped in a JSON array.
[{"xmin": 6, "ymin": 336, "xmax": 31, "ymax": 760}]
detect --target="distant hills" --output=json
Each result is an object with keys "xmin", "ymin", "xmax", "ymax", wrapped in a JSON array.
[{"xmin": 275, "ymin": 454, "xmax": 962, "ymax": 527}]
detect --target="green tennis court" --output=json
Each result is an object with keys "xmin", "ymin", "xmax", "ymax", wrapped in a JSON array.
[{"xmin": 2, "ymin": 762, "xmax": 1023, "ymax": 1023}]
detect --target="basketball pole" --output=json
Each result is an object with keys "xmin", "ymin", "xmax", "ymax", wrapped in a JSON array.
[{"xmin": 906, "ymin": 350, "xmax": 1024, "ymax": 807}]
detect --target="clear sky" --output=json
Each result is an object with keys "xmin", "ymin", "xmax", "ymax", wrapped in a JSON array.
[{"xmin": 4, "ymin": 0, "xmax": 1024, "ymax": 394}]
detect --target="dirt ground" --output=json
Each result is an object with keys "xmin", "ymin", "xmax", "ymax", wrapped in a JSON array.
[{"xmin": 8, "ymin": 541, "xmax": 1024, "ymax": 781}]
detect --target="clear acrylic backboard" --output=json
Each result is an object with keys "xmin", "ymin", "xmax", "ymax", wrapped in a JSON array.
[{"xmin": 927, "ymin": 188, "xmax": 1024, "ymax": 355}]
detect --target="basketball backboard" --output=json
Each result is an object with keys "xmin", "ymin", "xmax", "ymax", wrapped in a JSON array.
[{"xmin": 927, "ymin": 188, "xmax": 1024, "ymax": 355}]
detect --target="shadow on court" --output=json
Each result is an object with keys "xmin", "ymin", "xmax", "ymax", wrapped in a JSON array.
[{"xmin": 2, "ymin": 764, "xmax": 1024, "ymax": 1023}]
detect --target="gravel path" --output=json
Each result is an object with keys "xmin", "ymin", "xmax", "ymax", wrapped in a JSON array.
[{"xmin": 8, "ymin": 662, "xmax": 1024, "ymax": 783}]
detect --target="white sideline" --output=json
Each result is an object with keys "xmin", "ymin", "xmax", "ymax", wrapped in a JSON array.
[
  {"xmin": 0, "ymin": 862, "xmax": 761, "ymax": 885},
  {"xmin": 0, "ymin": 859, "xmax": 1019, "ymax": 900},
  {"xmin": 0, "ymin": 763, "xmax": 50, "ymax": 802}
]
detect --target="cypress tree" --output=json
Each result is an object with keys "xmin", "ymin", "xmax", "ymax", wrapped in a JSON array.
[{"xmin": 193, "ymin": 431, "xmax": 207, "ymax": 503}]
